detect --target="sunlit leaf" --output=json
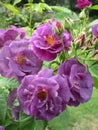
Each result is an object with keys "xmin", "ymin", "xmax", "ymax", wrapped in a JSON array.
[
  {"xmin": 51, "ymin": 6, "xmax": 71, "ymax": 13},
  {"xmin": 93, "ymin": 77, "xmax": 98, "ymax": 89},
  {"xmin": 91, "ymin": 5, "xmax": 98, "ymax": 10},
  {"xmin": 0, "ymin": 75, "xmax": 19, "ymax": 89},
  {"xmin": 48, "ymin": 109, "xmax": 70, "ymax": 130},
  {"xmin": 13, "ymin": 0, "xmax": 22, "ymax": 6},
  {"xmin": 89, "ymin": 64, "xmax": 98, "ymax": 79},
  {"xmin": 4, "ymin": 4, "xmax": 20, "ymax": 14},
  {"xmin": 87, "ymin": 19, "xmax": 98, "ymax": 28},
  {"xmin": 19, "ymin": 112, "xmax": 47, "ymax": 130}
]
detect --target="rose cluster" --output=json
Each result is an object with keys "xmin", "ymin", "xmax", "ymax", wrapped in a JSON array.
[
  {"xmin": 30, "ymin": 19, "xmax": 71, "ymax": 61},
  {"xmin": 17, "ymin": 58, "xmax": 94, "ymax": 121},
  {"xmin": 0, "ymin": 25, "xmax": 42, "ymax": 81},
  {"xmin": 76, "ymin": 0, "xmax": 92, "ymax": 9},
  {"xmin": 0, "ymin": 18, "xmax": 95, "ymax": 122}
]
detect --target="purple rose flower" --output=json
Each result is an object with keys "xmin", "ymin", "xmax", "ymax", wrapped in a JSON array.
[
  {"xmin": 51, "ymin": 18, "xmax": 62, "ymax": 32},
  {"xmin": 30, "ymin": 22, "xmax": 62, "ymax": 61},
  {"xmin": 58, "ymin": 58, "xmax": 94, "ymax": 106},
  {"xmin": 62, "ymin": 30, "xmax": 72, "ymax": 50},
  {"xmin": 92, "ymin": 24, "xmax": 98, "ymax": 38},
  {"xmin": 0, "ymin": 126, "xmax": 4, "ymax": 130},
  {"xmin": 7, "ymin": 89, "xmax": 21, "ymax": 120},
  {"xmin": 17, "ymin": 69, "xmax": 70, "ymax": 121},
  {"xmin": 76, "ymin": 0, "xmax": 92, "ymax": 9},
  {"xmin": 0, "ymin": 39, "xmax": 42, "ymax": 81},
  {"xmin": 0, "ymin": 25, "xmax": 26, "ymax": 48}
]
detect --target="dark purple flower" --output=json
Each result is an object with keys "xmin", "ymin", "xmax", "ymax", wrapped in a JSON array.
[
  {"xmin": 92, "ymin": 24, "xmax": 98, "ymax": 38},
  {"xmin": 76, "ymin": 0, "xmax": 92, "ymax": 9},
  {"xmin": 7, "ymin": 89, "xmax": 21, "ymax": 120},
  {"xmin": 0, "ymin": 126, "xmax": 4, "ymax": 130},
  {"xmin": 0, "ymin": 39, "xmax": 42, "ymax": 81},
  {"xmin": 30, "ymin": 22, "xmax": 62, "ymax": 61},
  {"xmin": 62, "ymin": 30, "xmax": 72, "ymax": 50},
  {"xmin": 17, "ymin": 69, "xmax": 70, "ymax": 121},
  {"xmin": 58, "ymin": 58, "xmax": 94, "ymax": 106},
  {"xmin": 0, "ymin": 25, "xmax": 26, "ymax": 48}
]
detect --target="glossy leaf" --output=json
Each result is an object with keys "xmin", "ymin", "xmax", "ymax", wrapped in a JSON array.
[
  {"xmin": 13, "ymin": 0, "xmax": 22, "ymax": 6},
  {"xmin": 93, "ymin": 77, "xmax": 98, "ymax": 89},
  {"xmin": 89, "ymin": 64, "xmax": 98, "ymax": 79},
  {"xmin": 91, "ymin": 5, "xmax": 98, "ymax": 10},
  {"xmin": 19, "ymin": 112, "xmax": 47, "ymax": 130},
  {"xmin": 87, "ymin": 19, "xmax": 98, "ymax": 28},
  {"xmin": 0, "ymin": 76, "xmax": 19, "ymax": 89},
  {"xmin": 4, "ymin": 4, "xmax": 20, "ymax": 14},
  {"xmin": 51, "ymin": 6, "xmax": 71, "ymax": 13},
  {"xmin": 48, "ymin": 109, "xmax": 70, "ymax": 130}
]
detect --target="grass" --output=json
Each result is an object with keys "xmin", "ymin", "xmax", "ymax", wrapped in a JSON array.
[
  {"xmin": 66, "ymin": 87, "xmax": 98, "ymax": 130},
  {"xmin": 48, "ymin": 88, "xmax": 98, "ymax": 130}
]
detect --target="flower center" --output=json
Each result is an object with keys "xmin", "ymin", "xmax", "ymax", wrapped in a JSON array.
[
  {"xmin": 46, "ymin": 35, "xmax": 55, "ymax": 45},
  {"xmin": 15, "ymin": 55, "xmax": 26, "ymax": 66},
  {"xmin": 74, "ymin": 81, "xmax": 80, "ymax": 88},
  {"xmin": 37, "ymin": 89, "xmax": 47, "ymax": 101}
]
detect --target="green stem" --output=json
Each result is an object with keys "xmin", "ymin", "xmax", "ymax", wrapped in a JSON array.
[{"xmin": 28, "ymin": 0, "xmax": 33, "ymax": 35}]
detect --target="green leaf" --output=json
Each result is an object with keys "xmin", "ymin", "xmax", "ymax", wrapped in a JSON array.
[
  {"xmin": 13, "ymin": 0, "xmax": 22, "ymax": 6},
  {"xmin": 53, "ymin": 12, "xmax": 78, "ymax": 22},
  {"xmin": 4, "ymin": 4, "xmax": 20, "ymax": 14},
  {"xmin": 19, "ymin": 113, "xmax": 34, "ymax": 130},
  {"xmin": 89, "ymin": 64, "xmax": 98, "ymax": 79},
  {"xmin": 19, "ymin": 112, "xmax": 47, "ymax": 130},
  {"xmin": 87, "ymin": 19, "xmax": 98, "ymax": 28},
  {"xmin": 91, "ymin": 5, "xmax": 98, "ymax": 10},
  {"xmin": 48, "ymin": 109, "xmax": 70, "ymax": 130},
  {"xmin": 94, "ymin": 40, "xmax": 98, "ymax": 49},
  {"xmin": 34, "ymin": 120, "xmax": 47, "ymax": 130},
  {"xmin": 93, "ymin": 77, "xmax": 98, "ymax": 89},
  {"xmin": 51, "ymin": 6, "xmax": 71, "ymax": 13},
  {"xmin": 0, "ymin": 88, "xmax": 7, "ymax": 122},
  {"xmin": 25, "ymin": 3, "xmax": 35, "ymax": 11},
  {"xmin": 41, "ymin": 3, "xmax": 52, "ymax": 11},
  {"xmin": 34, "ymin": 3, "xmax": 43, "ymax": 13},
  {"xmin": 0, "ymin": 75, "xmax": 19, "ymax": 89},
  {"xmin": 5, "ymin": 124, "xmax": 18, "ymax": 130}
]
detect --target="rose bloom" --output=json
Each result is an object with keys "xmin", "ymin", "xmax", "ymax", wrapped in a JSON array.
[
  {"xmin": 51, "ymin": 18, "xmax": 62, "ymax": 32},
  {"xmin": 0, "ymin": 25, "xmax": 26, "ymax": 48},
  {"xmin": 0, "ymin": 39, "xmax": 42, "ymax": 81},
  {"xmin": 0, "ymin": 126, "xmax": 4, "ymax": 130},
  {"xmin": 17, "ymin": 69, "xmax": 71, "ymax": 121},
  {"xmin": 62, "ymin": 30, "xmax": 72, "ymax": 50},
  {"xmin": 7, "ymin": 88, "xmax": 21, "ymax": 120},
  {"xmin": 58, "ymin": 58, "xmax": 94, "ymax": 106},
  {"xmin": 92, "ymin": 24, "xmax": 98, "ymax": 38},
  {"xmin": 76, "ymin": 0, "xmax": 92, "ymax": 9},
  {"xmin": 30, "ymin": 22, "xmax": 62, "ymax": 61}
]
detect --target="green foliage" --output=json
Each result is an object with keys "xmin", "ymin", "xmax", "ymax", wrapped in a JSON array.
[
  {"xmin": 0, "ymin": 76, "xmax": 19, "ymax": 124},
  {"xmin": 0, "ymin": 88, "xmax": 7, "ymax": 122},
  {"xmin": 91, "ymin": 5, "xmax": 98, "ymax": 10},
  {"xmin": 19, "ymin": 113, "xmax": 47, "ymax": 130},
  {"xmin": 0, "ymin": 75, "xmax": 19, "ymax": 90},
  {"xmin": 89, "ymin": 64, "xmax": 98, "ymax": 79},
  {"xmin": 13, "ymin": 0, "xmax": 22, "ymax": 6},
  {"xmin": 93, "ymin": 77, "xmax": 98, "ymax": 89},
  {"xmin": 48, "ymin": 110, "xmax": 70, "ymax": 130},
  {"xmin": 87, "ymin": 19, "xmax": 98, "ymax": 28},
  {"xmin": 89, "ymin": 64, "xmax": 98, "ymax": 89},
  {"xmin": 51, "ymin": 6, "xmax": 71, "ymax": 13},
  {"xmin": 4, "ymin": 4, "xmax": 20, "ymax": 14},
  {"xmin": 19, "ymin": 113, "xmax": 34, "ymax": 130}
]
